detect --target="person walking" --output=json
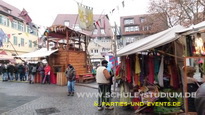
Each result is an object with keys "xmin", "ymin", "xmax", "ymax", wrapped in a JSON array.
[
  {"xmin": 38, "ymin": 63, "xmax": 45, "ymax": 84},
  {"xmin": 43, "ymin": 63, "xmax": 51, "ymax": 84},
  {"xmin": 65, "ymin": 64, "xmax": 76, "ymax": 96},
  {"xmin": 7, "ymin": 63, "xmax": 15, "ymax": 81},
  {"xmin": 2, "ymin": 64, "xmax": 8, "ymax": 82},
  {"xmin": 96, "ymin": 60, "xmax": 113, "ymax": 111},
  {"xmin": 30, "ymin": 64, "xmax": 37, "ymax": 84}
]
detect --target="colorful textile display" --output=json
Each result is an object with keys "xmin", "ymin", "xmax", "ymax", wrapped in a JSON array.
[
  {"xmin": 147, "ymin": 56, "xmax": 154, "ymax": 84},
  {"xmin": 126, "ymin": 57, "xmax": 131, "ymax": 83}
]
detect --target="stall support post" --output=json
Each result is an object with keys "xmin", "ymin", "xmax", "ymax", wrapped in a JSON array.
[{"xmin": 113, "ymin": 23, "xmax": 117, "ymax": 92}]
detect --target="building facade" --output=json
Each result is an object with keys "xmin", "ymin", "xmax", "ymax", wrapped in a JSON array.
[
  {"xmin": 52, "ymin": 14, "xmax": 113, "ymax": 66},
  {"xmin": 120, "ymin": 13, "xmax": 168, "ymax": 46},
  {"xmin": 0, "ymin": 0, "xmax": 38, "ymax": 58}
]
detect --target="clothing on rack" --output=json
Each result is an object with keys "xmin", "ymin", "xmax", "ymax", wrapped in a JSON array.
[{"xmin": 157, "ymin": 56, "xmax": 164, "ymax": 87}]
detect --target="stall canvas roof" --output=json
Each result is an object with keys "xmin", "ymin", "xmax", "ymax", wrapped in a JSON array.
[
  {"xmin": 117, "ymin": 25, "xmax": 185, "ymax": 56},
  {"xmin": 177, "ymin": 21, "xmax": 205, "ymax": 35},
  {"xmin": 16, "ymin": 48, "xmax": 58, "ymax": 58}
]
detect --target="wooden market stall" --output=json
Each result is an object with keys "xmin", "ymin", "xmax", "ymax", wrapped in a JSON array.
[{"xmin": 44, "ymin": 25, "xmax": 94, "ymax": 85}]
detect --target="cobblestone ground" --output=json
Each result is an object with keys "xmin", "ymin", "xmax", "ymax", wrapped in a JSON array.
[{"xmin": 0, "ymin": 81, "xmax": 135, "ymax": 115}]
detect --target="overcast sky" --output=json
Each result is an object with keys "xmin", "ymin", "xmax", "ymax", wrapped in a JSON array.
[{"xmin": 4, "ymin": 0, "xmax": 149, "ymax": 28}]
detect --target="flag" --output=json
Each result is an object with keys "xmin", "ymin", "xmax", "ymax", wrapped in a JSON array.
[
  {"xmin": 78, "ymin": 3, "xmax": 94, "ymax": 31},
  {"xmin": 7, "ymin": 34, "xmax": 10, "ymax": 39},
  {"xmin": 19, "ymin": 8, "xmax": 32, "ymax": 23},
  {"xmin": 105, "ymin": 14, "xmax": 109, "ymax": 20},
  {"xmin": 109, "ymin": 55, "xmax": 118, "ymax": 68},
  {"xmin": 122, "ymin": 1, "xmax": 125, "ymax": 7},
  {"xmin": 112, "ymin": 9, "xmax": 115, "ymax": 13},
  {"xmin": 0, "ymin": 29, "xmax": 7, "ymax": 47},
  {"xmin": 96, "ymin": 21, "xmax": 100, "ymax": 27},
  {"xmin": 93, "ymin": 23, "xmax": 97, "ymax": 29}
]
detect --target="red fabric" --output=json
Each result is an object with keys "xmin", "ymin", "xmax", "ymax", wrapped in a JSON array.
[
  {"xmin": 126, "ymin": 57, "xmax": 131, "ymax": 83},
  {"xmin": 134, "ymin": 74, "xmax": 140, "ymax": 86},
  {"xmin": 115, "ymin": 65, "xmax": 120, "ymax": 76},
  {"xmin": 132, "ymin": 98, "xmax": 141, "ymax": 110},
  {"xmin": 50, "ymin": 71, "xmax": 56, "ymax": 84},
  {"xmin": 147, "ymin": 56, "xmax": 155, "ymax": 84},
  {"xmin": 44, "ymin": 65, "xmax": 51, "ymax": 75},
  {"xmin": 170, "ymin": 62, "xmax": 179, "ymax": 89}
]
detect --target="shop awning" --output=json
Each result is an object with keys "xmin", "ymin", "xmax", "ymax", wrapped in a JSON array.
[
  {"xmin": 16, "ymin": 48, "xmax": 58, "ymax": 58},
  {"xmin": 177, "ymin": 21, "xmax": 205, "ymax": 34},
  {"xmin": 117, "ymin": 25, "xmax": 185, "ymax": 56}
]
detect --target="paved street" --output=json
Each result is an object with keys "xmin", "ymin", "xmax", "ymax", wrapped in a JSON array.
[{"xmin": 0, "ymin": 81, "xmax": 135, "ymax": 115}]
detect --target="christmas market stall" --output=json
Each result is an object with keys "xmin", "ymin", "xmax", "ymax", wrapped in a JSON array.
[
  {"xmin": 44, "ymin": 25, "xmax": 93, "ymax": 85},
  {"xmin": 116, "ymin": 25, "xmax": 186, "ymax": 114}
]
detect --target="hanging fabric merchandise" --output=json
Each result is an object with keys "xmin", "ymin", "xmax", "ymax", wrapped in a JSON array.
[
  {"xmin": 135, "ymin": 54, "xmax": 141, "ymax": 86},
  {"xmin": 126, "ymin": 56, "xmax": 131, "ymax": 83},
  {"xmin": 169, "ymin": 59, "xmax": 180, "ymax": 89},
  {"xmin": 120, "ymin": 82, "xmax": 131, "ymax": 104},
  {"xmin": 147, "ymin": 55, "xmax": 155, "ymax": 84},
  {"xmin": 120, "ymin": 56, "xmax": 126, "ymax": 81},
  {"xmin": 157, "ymin": 55, "xmax": 164, "ymax": 87},
  {"xmin": 154, "ymin": 54, "xmax": 160, "ymax": 83},
  {"xmin": 140, "ymin": 55, "xmax": 149, "ymax": 86}
]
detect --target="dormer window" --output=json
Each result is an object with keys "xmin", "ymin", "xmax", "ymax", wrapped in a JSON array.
[{"xmin": 7, "ymin": 10, "xmax": 11, "ymax": 14}]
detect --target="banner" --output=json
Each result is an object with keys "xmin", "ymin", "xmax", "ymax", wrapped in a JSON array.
[{"xmin": 78, "ymin": 3, "xmax": 94, "ymax": 31}]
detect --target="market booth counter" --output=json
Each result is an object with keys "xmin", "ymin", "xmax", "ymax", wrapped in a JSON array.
[
  {"xmin": 116, "ymin": 25, "xmax": 186, "ymax": 114},
  {"xmin": 45, "ymin": 25, "xmax": 92, "ymax": 86}
]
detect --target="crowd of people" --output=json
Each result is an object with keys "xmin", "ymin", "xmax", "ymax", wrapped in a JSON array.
[{"xmin": 0, "ymin": 62, "xmax": 51, "ymax": 84}]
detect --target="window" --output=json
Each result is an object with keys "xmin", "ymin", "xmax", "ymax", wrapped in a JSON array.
[
  {"xmin": 134, "ymin": 26, "xmax": 139, "ymax": 31},
  {"xmin": 93, "ymin": 29, "xmax": 98, "ymax": 34},
  {"xmin": 125, "ymin": 26, "xmax": 140, "ymax": 32},
  {"xmin": 91, "ymin": 49, "xmax": 93, "ymax": 54},
  {"xmin": 95, "ymin": 49, "xmax": 98, "ymax": 53},
  {"xmin": 7, "ymin": 10, "xmax": 11, "ymax": 14},
  {"xmin": 13, "ymin": 36, "xmax": 18, "ymax": 45},
  {"xmin": 33, "ymin": 41, "xmax": 37, "ymax": 47},
  {"xmin": 100, "ymin": 29, "xmax": 105, "ymax": 34},
  {"xmin": 64, "ymin": 20, "xmax": 70, "ymax": 27},
  {"xmin": 21, "ymin": 38, "xmax": 24, "ymax": 46},
  {"xmin": 125, "ymin": 27, "xmax": 129, "ymax": 32},
  {"xmin": 124, "ymin": 18, "xmax": 134, "ymax": 25},
  {"xmin": 140, "ymin": 17, "xmax": 146, "ymax": 23},
  {"xmin": 0, "ymin": 16, "xmax": 9, "ymax": 26},
  {"xmin": 18, "ymin": 22, "xmax": 24, "ymax": 31},
  {"xmin": 29, "ymin": 40, "xmax": 32, "ymax": 48},
  {"xmin": 12, "ymin": 21, "xmax": 18, "ymax": 29}
]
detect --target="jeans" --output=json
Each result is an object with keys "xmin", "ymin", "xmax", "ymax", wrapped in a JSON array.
[
  {"xmin": 25, "ymin": 72, "xmax": 29, "ymax": 81},
  {"xmin": 3, "ymin": 73, "xmax": 8, "ymax": 81},
  {"xmin": 67, "ymin": 80, "xmax": 75, "ymax": 92},
  {"xmin": 8, "ymin": 73, "xmax": 14, "ymax": 80},
  {"xmin": 15, "ymin": 73, "xmax": 19, "ymax": 81},
  {"xmin": 20, "ymin": 73, "xmax": 25, "ymax": 81}
]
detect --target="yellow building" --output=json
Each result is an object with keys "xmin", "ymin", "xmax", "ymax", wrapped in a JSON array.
[{"xmin": 0, "ymin": 0, "xmax": 38, "ymax": 60}]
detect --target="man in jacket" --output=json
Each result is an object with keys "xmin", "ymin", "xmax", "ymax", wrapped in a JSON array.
[{"xmin": 65, "ymin": 64, "xmax": 76, "ymax": 96}]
